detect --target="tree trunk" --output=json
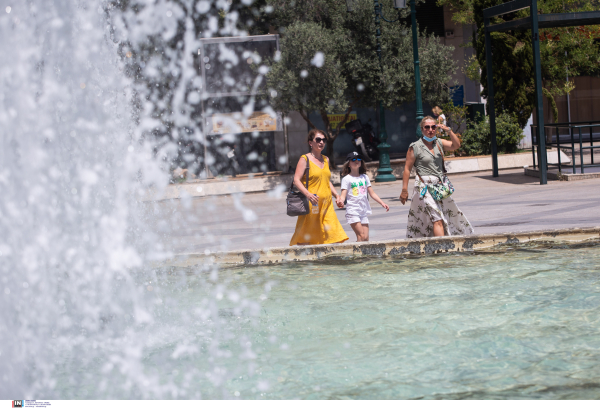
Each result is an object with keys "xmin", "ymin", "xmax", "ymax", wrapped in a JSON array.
[
  {"xmin": 542, "ymin": 88, "xmax": 558, "ymax": 144},
  {"xmin": 319, "ymin": 109, "xmax": 337, "ymax": 168},
  {"xmin": 325, "ymin": 137, "xmax": 335, "ymax": 167}
]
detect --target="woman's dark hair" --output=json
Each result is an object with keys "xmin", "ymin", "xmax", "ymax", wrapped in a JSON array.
[
  {"xmin": 307, "ymin": 129, "xmax": 326, "ymax": 149},
  {"xmin": 341, "ymin": 158, "xmax": 367, "ymax": 177}
]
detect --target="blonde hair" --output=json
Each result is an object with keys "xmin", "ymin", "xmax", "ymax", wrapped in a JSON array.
[
  {"xmin": 420, "ymin": 116, "xmax": 437, "ymax": 128},
  {"xmin": 341, "ymin": 158, "xmax": 367, "ymax": 176},
  {"xmin": 432, "ymin": 106, "xmax": 443, "ymax": 116}
]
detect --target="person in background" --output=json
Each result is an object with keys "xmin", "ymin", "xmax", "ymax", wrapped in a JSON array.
[
  {"xmin": 432, "ymin": 106, "xmax": 446, "ymax": 126},
  {"xmin": 290, "ymin": 130, "xmax": 349, "ymax": 246},
  {"xmin": 399, "ymin": 116, "xmax": 474, "ymax": 238},
  {"xmin": 336, "ymin": 152, "xmax": 389, "ymax": 242}
]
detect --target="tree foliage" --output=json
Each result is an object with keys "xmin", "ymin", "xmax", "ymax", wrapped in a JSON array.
[
  {"xmin": 439, "ymin": 0, "xmax": 600, "ymax": 126},
  {"xmin": 460, "ymin": 112, "xmax": 524, "ymax": 156},
  {"xmin": 265, "ymin": 0, "xmax": 457, "ymax": 163}
]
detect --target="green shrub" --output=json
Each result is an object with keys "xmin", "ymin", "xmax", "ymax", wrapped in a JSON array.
[
  {"xmin": 495, "ymin": 113, "xmax": 524, "ymax": 153},
  {"xmin": 460, "ymin": 115, "xmax": 490, "ymax": 156},
  {"xmin": 459, "ymin": 113, "xmax": 524, "ymax": 156}
]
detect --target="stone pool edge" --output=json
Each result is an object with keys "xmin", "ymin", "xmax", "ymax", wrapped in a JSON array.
[{"xmin": 160, "ymin": 227, "xmax": 600, "ymax": 268}]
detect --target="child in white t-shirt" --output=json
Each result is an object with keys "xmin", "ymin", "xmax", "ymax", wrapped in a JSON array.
[{"xmin": 336, "ymin": 152, "xmax": 389, "ymax": 242}]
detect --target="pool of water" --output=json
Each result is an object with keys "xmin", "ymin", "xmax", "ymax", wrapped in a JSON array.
[{"xmin": 56, "ymin": 241, "xmax": 600, "ymax": 399}]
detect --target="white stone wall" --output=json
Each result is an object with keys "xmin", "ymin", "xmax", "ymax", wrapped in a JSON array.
[{"xmin": 441, "ymin": 8, "xmax": 481, "ymax": 103}]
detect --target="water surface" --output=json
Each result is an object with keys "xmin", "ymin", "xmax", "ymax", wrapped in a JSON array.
[{"xmin": 60, "ymin": 242, "xmax": 600, "ymax": 399}]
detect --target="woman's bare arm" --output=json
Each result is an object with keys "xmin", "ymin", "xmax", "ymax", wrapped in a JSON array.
[
  {"xmin": 329, "ymin": 181, "xmax": 340, "ymax": 200},
  {"xmin": 400, "ymin": 147, "xmax": 415, "ymax": 205},
  {"xmin": 437, "ymin": 124, "xmax": 461, "ymax": 151},
  {"xmin": 293, "ymin": 157, "xmax": 318, "ymax": 205}
]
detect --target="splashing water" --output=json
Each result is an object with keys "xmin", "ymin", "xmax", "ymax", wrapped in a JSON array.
[{"xmin": 0, "ymin": 0, "xmax": 263, "ymax": 398}]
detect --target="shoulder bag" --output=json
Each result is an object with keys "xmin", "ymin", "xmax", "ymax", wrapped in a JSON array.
[
  {"xmin": 415, "ymin": 140, "xmax": 455, "ymax": 201},
  {"xmin": 286, "ymin": 155, "xmax": 310, "ymax": 216}
]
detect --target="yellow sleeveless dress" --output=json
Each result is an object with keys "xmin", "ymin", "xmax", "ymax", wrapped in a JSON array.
[{"xmin": 290, "ymin": 155, "xmax": 349, "ymax": 246}]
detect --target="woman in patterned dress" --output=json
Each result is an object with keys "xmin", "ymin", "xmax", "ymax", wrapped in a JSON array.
[{"xmin": 399, "ymin": 116, "xmax": 474, "ymax": 238}]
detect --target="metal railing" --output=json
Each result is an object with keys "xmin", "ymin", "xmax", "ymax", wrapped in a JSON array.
[{"xmin": 531, "ymin": 121, "xmax": 600, "ymax": 174}]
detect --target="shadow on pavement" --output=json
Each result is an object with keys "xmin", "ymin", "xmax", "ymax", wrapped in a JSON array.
[{"xmin": 474, "ymin": 172, "xmax": 540, "ymax": 185}]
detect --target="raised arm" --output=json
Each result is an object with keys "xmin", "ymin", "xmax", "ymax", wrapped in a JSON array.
[
  {"xmin": 437, "ymin": 124, "xmax": 461, "ymax": 151},
  {"xmin": 400, "ymin": 147, "xmax": 415, "ymax": 205}
]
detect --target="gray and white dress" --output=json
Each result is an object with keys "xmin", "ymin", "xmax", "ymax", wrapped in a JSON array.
[{"xmin": 406, "ymin": 138, "xmax": 474, "ymax": 238}]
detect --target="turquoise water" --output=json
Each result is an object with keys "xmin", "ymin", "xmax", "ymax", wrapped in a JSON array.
[{"xmin": 57, "ymin": 242, "xmax": 600, "ymax": 399}]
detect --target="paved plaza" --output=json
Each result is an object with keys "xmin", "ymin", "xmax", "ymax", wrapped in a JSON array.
[{"xmin": 150, "ymin": 170, "xmax": 600, "ymax": 255}]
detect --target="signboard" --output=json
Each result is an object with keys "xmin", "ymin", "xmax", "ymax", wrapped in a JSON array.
[
  {"xmin": 209, "ymin": 111, "xmax": 281, "ymax": 135},
  {"xmin": 327, "ymin": 112, "xmax": 357, "ymax": 129}
]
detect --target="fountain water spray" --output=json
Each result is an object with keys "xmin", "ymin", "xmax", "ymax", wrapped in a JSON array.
[{"xmin": 0, "ymin": 0, "xmax": 265, "ymax": 398}]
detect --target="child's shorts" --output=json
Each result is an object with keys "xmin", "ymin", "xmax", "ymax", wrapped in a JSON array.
[{"xmin": 346, "ymin": 214, "xmax": 369, "ymax": 225}]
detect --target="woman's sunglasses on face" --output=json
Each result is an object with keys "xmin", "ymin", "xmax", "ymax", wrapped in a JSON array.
[
  {"xmin": 314, "ymin": 137, "xmax": 326, "ymax": 143},
  {"xmin": 423, "ymin": 125, "xmax": 437, "ymax": 130},
  {"xmin": 351, "ymin": 158, "xmax": 361, "ymax": 162}
]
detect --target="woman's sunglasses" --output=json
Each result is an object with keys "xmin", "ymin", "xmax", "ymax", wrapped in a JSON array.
[
  {"xmin": 314, "ymin": 137, "xmax": 326, "ymax": 143},
  {"xmin": 351, "ymin": 158, "xmax": 362, "ymax": 162},
  {"xmin": 422, "ymin": 125, "xmax": 437, "ymax": 130}
]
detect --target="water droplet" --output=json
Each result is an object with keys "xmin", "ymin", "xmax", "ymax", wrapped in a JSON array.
[
  {"xmin": 6, "ymin": 6, "xmax": 11, "ymax": 13},
  {"xmin": 80, "ymin": 83, "xmax": 86, "ymax": 89},
  {"xmin": 196, "ymin": 186, "xmax": 202, "ymax": 192},
  {"xmin": 166, "ymin": 10, "xmax": 172, "ymax": 17}
]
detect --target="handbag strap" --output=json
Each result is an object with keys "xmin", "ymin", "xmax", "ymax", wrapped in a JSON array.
[
  {"xmin": 414, "ymin": 139, "xmax": 447, "ymax": 184},
  {"xmin": 304, "ymin": 155, "xmax": 310, "ymax": 190},
  {"xmin": 289, "ymin": 155, "xmax": 310, "ymax": 192}
]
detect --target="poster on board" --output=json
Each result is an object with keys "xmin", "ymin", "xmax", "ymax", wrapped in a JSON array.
[{"xmin": 208, "ymin": 111, "xmax": 282, "ymax": 134}]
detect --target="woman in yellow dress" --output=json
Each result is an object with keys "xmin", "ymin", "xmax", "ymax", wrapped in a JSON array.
[{"xmin": 290, "ymin": 130, "xmax": 349, "ymax": 246}]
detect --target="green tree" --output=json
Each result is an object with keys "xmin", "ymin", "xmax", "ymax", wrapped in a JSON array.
[
  {"xmin": 265, "ymin": 0, "xmax": 457, "ymax": 164},
  {"xmin": 440, "ymin": 0, "xmax": 600, "ymax": 126}
]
